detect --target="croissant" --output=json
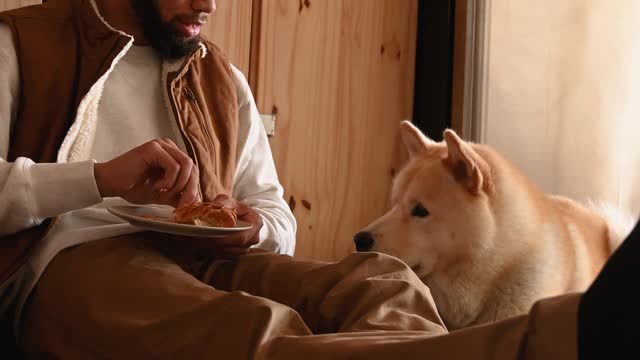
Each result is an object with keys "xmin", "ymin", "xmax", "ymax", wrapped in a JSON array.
[{"xmin": 173, "ymin": 202, "xmax": 238, "ymax": 228}]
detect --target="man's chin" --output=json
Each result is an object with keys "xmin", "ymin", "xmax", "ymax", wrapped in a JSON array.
[
  {"xmin": 158, "ymin": 35, "xmax": 202, "ymax": 59},
  {"xmin": 176, "ymin": 35, "xmax": 201, "ymax": 45}
]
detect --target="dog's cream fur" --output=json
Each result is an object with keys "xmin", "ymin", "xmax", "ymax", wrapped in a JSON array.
[{"xmin": 359, "ymin": 121, "xmax": 634, "ymax": 330}]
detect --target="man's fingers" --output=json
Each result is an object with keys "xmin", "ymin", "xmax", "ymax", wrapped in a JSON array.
[
  {"xmin": 147, "ymin": 141, "xmax": 180, "ymax": 191},
  {"xmin": 154, "ymin": 139, "xmax": 194, "ymax": 192},
  {"xmin": 156, "ymin": 138, "xmax": 179, "ymax": 149},
  {"xmin": 213, "ymin": 193, "xmax": 234, "ymax": 208},
  {"xmin": 122, "ymin": 180, "xmax": 162, "ymax": 205},
  {"xmin": 213, "ymin": 194, "xmax": 230, "ymax": 202},
  {"xmin": 177, "ymin": 165, "xmax": 201, "ymax": 208}
]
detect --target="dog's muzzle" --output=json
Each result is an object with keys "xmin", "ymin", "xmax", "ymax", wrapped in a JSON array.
[{"xmin": 354, "ymin": 231, "xmax": 375, "ymax": 252}]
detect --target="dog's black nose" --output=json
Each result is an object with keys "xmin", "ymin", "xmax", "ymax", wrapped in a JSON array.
[{"xmin": 354, "ymin": 231, "xmax": 375, "ymax": 252}]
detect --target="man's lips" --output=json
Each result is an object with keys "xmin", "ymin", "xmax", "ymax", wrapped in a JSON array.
[{"xmin": 174, "ymin": 21, "xmax": 204, "ymax": 38}]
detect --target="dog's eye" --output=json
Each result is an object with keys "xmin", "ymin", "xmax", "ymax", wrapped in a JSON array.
[{"xmin": 411, "ymin": 204, "xmax": 430, "ymax": 218}]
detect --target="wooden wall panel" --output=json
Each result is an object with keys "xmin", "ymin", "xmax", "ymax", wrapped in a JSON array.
[
  {"xmin": 252, "ymin": 0, "xmax": 418, "ymax": 261},
  {"xmin": 0, "ymin": 0, "xmax": 39, "ymax": 11},
  {"xmin": 200, "ymin": 0, "xmax": 253, "ymax": 77}
]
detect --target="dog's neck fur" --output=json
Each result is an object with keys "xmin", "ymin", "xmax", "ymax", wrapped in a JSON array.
[
  {"xmin": 424, "ymin": 247, "xmax": 540, "ymax": 328},
  {"xmin": 424, "ymin": 148, "xmax": 559, "ymax": 329}
]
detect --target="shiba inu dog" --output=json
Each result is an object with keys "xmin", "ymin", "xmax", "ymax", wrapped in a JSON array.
[{"xmin": 355, "ymin": 121, "xmax": 635, "ymax": 329}]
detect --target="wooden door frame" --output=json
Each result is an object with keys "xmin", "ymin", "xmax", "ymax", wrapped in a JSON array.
[
  {"xmin": 413, "ymin": 0, "xmax": 489, "ymax": 142},
  {"xmin": 411, "ymin": 0, "xmax": 456, "ymax": 141},
  {"xmin": 456, "ymin": 0, "xmax": 491, "ymax": 143}
]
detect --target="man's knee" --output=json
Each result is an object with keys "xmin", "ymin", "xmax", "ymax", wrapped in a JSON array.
[
  {"xmin": 340, "ymin": 251, "xmax": 418, "ymax": 281},
  {"xmin": 216, "ymin": 291, "xmax": 310, "ymax": 332}
]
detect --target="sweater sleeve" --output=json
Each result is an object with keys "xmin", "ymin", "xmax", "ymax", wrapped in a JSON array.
[
  {"xmin": 230, "ymin": 65, "xmax": 297, "ymax": 256},
  {"xmin": 0, "ymin": 23, "xmax": 103, "ymax": 236}
]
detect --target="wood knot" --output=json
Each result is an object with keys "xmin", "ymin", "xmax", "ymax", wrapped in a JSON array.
[{"xmin": 288, "ymin": 195, "xmax": 296, "ymax": 211}]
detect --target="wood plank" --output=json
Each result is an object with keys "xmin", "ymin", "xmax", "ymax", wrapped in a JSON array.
[
  {"xmin": 200, "ymin": 0, "xmax": 253, "ymax": 77},
  {"xmin": 0, "ymin": 0, "xmax": 39, "ymax": 11},
  {"xmin": 253, "ymin": 0, "xmax": 418, "ymax": 261}
]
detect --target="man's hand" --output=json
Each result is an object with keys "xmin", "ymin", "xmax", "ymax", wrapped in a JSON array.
[
  {"xmin": 94, "ymin": 138, "xmax": 201, "ymax": 208},
  {"xmin": 181, "ymin": 194, "xmax": 263, "ymax": 257},
  {"xmin": 213, "ymin": 194, "xmax": 263, "ymax": 254}
]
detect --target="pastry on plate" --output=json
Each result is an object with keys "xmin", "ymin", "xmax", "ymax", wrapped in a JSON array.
[{"xmin": 173, "ymin": 202, "xmax": 238, "ymax": 228}]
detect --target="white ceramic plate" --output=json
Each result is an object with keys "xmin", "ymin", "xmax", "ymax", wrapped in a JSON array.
[{"xmin": 107, "ymin": 205, "xmax": 253, "ymax": 237}]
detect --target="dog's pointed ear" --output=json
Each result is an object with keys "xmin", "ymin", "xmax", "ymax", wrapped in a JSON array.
[
  {"xmin": 400, "ymin": 120, "xmax": 436, "ymax": 157},
  {"xmin": 443, "ymin": 129, "xmax": 491, "ymax": 195}
]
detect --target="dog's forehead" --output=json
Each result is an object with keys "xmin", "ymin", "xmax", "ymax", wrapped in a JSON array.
[{"xmin": 391, "ymin": 157, "xmax": 449, "ymax": 202}]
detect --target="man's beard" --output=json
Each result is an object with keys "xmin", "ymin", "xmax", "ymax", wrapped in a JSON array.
[{"xmin": 131, "ymin": 0, "xmax": 203, "ymax": 59}]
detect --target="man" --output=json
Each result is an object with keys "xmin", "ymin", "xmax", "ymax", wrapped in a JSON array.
[{"xmin": 0, "ymin": 0, "xmax": 635, "ymax": 358}]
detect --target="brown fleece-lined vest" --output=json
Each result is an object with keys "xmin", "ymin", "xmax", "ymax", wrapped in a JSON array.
[{"xmin": 0, "ymin": 0, "xmax": 238, "ymax": 288}]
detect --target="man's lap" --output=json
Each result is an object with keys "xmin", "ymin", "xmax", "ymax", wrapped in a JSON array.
[
  {"xmin": 19, "ymin": 234, "xmax": 446, "ymax": 355},
  {"xmin": 17, "ymin": 233, "xmax": 585, "ymax": 359}
]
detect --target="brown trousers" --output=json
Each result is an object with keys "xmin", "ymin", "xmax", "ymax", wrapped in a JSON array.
[{"xmin": 20, "ymin": 235, "xmax": 579, "ymax": 359}]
